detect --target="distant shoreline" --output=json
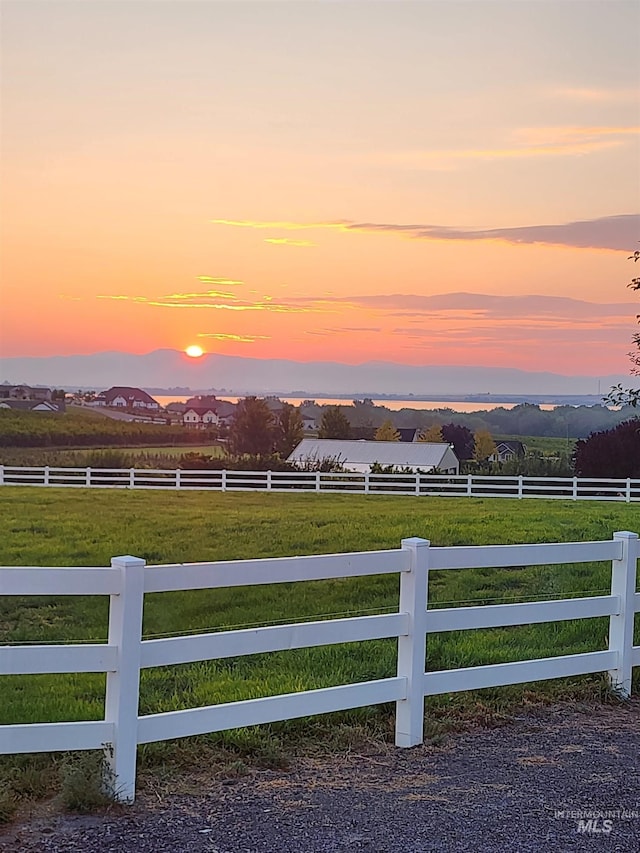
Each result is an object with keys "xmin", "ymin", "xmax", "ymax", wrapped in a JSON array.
[{"xmin": 145, "ymin": 389, "xmax": 608, "ymax": 406}]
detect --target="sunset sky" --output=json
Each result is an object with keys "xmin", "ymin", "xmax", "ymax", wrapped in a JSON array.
[{"xmin": 1, "ymin": 0, "xmax": 639, "ymax": 377}]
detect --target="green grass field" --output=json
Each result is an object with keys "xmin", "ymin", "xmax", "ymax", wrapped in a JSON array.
[{"xmin": 0, "ymin": 487, "xmax": 638, "ymax": 812}]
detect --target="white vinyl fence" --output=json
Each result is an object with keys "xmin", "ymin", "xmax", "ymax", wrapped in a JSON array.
[
  {"xmin": 2, "ymin": 465, "xmax": 640, "ymax": 501},
  {"xmin": 1, "ymin": 532, "xmax": 638, "ymax": 803}
]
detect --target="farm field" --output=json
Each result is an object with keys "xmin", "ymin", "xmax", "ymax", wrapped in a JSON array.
[{"xmin": 0, "ymin": 487, "xmax": 638, "ymax": 811}]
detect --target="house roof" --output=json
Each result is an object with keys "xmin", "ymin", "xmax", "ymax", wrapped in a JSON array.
[
  {"xmin": 0, "ymin": 400, "xmax": 59, "ymax": 412},
  {"xmin": 100, "ymin": 386, "xmax": 159, "ymax": 405},
  {"xmin": 184, "ymin": 406, "xmax": 218, "ymax": 416},
  {"xmin": 398, "ymin": 428, "xmax": 419, "ymax": 443},
  {"xmin": 495, "ymin": 440, "xmax": 526, "ymax": 454},
  {"xmin": 287, "ymin": 439, "xmax": 458, "ymax": 469}
]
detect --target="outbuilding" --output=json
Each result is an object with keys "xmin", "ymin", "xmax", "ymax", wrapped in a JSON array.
[{"xmin": 287, "ymin": 439, "xmax": 459, "ymax": 474}]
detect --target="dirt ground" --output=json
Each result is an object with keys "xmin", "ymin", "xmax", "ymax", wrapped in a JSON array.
[{"xmin": 2, "ymin": 699, "xmax": 639, "ymax": 853}]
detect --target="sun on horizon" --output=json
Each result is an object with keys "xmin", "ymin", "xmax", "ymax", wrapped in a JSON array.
[{"xmin": 185, "ymin": 345, "xmax": 204, "ymax": 358}]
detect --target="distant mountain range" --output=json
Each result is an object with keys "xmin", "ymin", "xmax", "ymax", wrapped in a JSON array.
[{"xmin": 0, "ymin": 349, "xmax": 631, "ymax": 397}]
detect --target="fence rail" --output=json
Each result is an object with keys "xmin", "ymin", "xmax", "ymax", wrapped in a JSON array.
[
  {"xmin": 1, "ymin": 465, "xmax": 639, "ymax": 501},
  {"xmin": 1, "ymin": 532, "xmax": 638, "ymax": 802}
]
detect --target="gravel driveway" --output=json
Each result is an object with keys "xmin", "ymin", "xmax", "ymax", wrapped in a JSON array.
[{"xmin": 3, "ymin": 699, "xmax": 639, "ymax": 853}]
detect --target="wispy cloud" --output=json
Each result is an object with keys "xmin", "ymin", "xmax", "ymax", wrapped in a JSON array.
[
  {"xmin": 303, "ymin": 291, "xmax": 639, "ymax": 320},
  {"xmin": 211, "ymin": 219, "xmax": 349, "ymax": 232},
  {"xmin": 196, "ymin": 333, "xmax": 270, "ymax": 343},
  {"xmin": 395, "ymin": 126, "xmax": 638, "ymax": 166},
  {"xmin": 165, "ymin": 291, "xmax": 238, "ymax": 300},
  {"xmin": 96, "ymin": 292, "xmax": 324, "ymax": 315},
  {"xmin": 212, "ymin": 214, "xmax": 638, "ymax": 252},
  {"xmin": 264, "ymin": 238, "xmax": 315, "ymax": 247},
  {"xmin": 197, "ymin": 276, "xmax": 244, "ymax": 285}
]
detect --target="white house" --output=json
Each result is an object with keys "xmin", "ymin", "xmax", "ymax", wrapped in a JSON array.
[
  {"xmin": 287, "ymin": 439, "xmax": 460, "ymax": 474},
  {"xmin": 183, "ymin": 406, "xmax": 220, "ymax": 428},
  {"xmin": 94, "ymin": 387, "xmax": 160, "ymax": 410}
]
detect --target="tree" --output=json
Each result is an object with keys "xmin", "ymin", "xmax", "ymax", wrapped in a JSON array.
[
  {"xmin": 419, "ymin": 424, "xmax": 443, "ymax": 442},
  {"xmin": 473, "ymin": 429, "xmax": 496, "ymax": 462},
  {"xmin": 318, "ymin": 406, "xmax": 351, "ymax": 439},
  {"xmin": 442, "ymin": 423, "xmax": 475, "ymax": 460},
  {"xmin": 573, "ymin": 418, "xmax": 640, "ymax": 477},
  {"xmin": 607, "ymin": 249, "xmax": 640, "ymax": 407},
  {"xmin": 274, "ymin": 403, "xmax": 304, "ymax": 457},
  {"xmin": 375, "ymin": 419, "xmax": 400, "ymax": 441},
  {"xmin": 228, "ymin": 396, "xmax": 274, "ymax": 456}
]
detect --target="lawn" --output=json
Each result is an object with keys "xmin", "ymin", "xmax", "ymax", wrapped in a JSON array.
[
  {"xmin": 2, "ymin": 488, "xmax": 638, "ymax": 712},
  {"xmin": 0, "ymin": 488, "xmax": 638, "ymax": 811}
]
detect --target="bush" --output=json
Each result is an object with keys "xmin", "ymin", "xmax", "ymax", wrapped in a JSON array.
[{"xmin": 574, "ymin": 419, "xmax": 640, "ymax": 478}]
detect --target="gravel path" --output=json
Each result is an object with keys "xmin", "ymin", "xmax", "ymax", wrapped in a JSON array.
[{"xmin": 3, "ymin": 700, "xmax": 639, "ymax": 853}]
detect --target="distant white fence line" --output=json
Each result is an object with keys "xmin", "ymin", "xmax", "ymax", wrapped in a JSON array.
[
  {"xmin": 1, "ymin": 465, "xmax": 640, "ymax": 501},
  {"xmin": 1, "ymin": 532, "xmax": 638, "ymax": 803}
]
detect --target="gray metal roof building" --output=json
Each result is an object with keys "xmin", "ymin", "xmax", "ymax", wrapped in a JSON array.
[{"xmin": 287, "ymin": 439, "xmax": 459, "ymax": 474}]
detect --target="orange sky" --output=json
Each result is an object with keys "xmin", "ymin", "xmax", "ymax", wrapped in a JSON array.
[{"xmin": 1, "ymin": 1, "xmax": 639, "ymax": 377}]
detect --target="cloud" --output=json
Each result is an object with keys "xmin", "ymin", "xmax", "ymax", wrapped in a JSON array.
[
  {"xmin": 196, "ymin": 333, "xmax": 270, "ymax": 343},
  {"xmin": 165, "ymin": 291, "xmax": 238, "ymax": 300},
  {"xmin": 197, "ymin": 276, "xmax": 244, "ymax": 285},
  {"xmin": 305, "ymin": 291, "xmax": 638, "ymax": 320},
  {"xmin": 211, "ymin": 219, "xmax": 349, "ymax": 232},
  {"xmin": 304, "ymin": 325, "xmax": 382, "ymax": 337},
  {"xmin": 393, "ymin": 126, "xmax": 638, "ymax": 166},
  {"xmin": 264, "ymin": 238, "xmax": 314, "ymax": 247},
  {"xmin": 96, "ymin": 292, "xmax": 323, "ymax": 315},
  {"xmin": 212, "ymin": 214, "xmax": 638, "ymax": 252}
]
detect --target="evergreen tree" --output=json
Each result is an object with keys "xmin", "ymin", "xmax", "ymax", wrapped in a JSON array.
[
  {"xmin": 419, "ymin": 424, "xmax": 443, "ymax": 442},
  {"xmin": 375, "ymin": 419, "xmax": 400, "ymax": 441},
  {"xmin": 228, "ymin": 397, "xmax": 274, "ymax": 456},
  {"xmin": 318, "ymin": 406, "xmax": 351, "ymax": 439},
  {"xmin": 274, "ymin": 403, "xmax": 304, "ymax": 457}
]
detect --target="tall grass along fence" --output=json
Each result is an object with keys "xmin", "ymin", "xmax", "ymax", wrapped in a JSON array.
[
  {"xmin": 1, "ymin": 532, "xmax": 638, "ymax": 802},
  {"xmin": 2, "ymin": 464, "xmax": 640, "ymax": 501}
]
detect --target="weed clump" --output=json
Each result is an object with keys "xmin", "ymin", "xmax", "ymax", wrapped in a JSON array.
[{"xmin": 59, "ymin": 752, "xmax": 114, "ymax": 813}]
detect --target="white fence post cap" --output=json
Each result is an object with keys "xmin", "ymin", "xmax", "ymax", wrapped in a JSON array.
[{"xmin": 401, "ymin": 537, "xmax": 430, "ymax": 548}]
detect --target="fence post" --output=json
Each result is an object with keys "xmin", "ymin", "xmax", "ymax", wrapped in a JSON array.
[
  {"xmin": 44, "ymin": 466, "xmax": 50, "ymax": 486},
  {"xmin": 626, "ymin": 479, "xmax": 631, "ymax": 503},
  {"xmin": 607, "ymin": 531, "xmax": 638, "ymax": 698},
  {"xmin": 104, "ymin": 555, "xmax": 146, "ymax": 803},
  {"xmin": 86, "ymin": 467, "xmax": 91, "ymax": 486},
  {"xmin": 517, "ymin": 475, "xmax": 523, "ymax": 499},
  {"xmin": 267, "ymin": 470, "xmax": 272, "ymax": 491},
  {"xmin": 572, "ymin": 477, "xmax": 578, "ymax": 500},
  {"xmin": 0, "ymin": 465, "xmax": 3, "ymax": 485},
  {"xmin": 396, "ymin": 537, "xmax": 429, "ymax": 747},
  {"xmin": 415, "ymin": 471, "xmax": 420, "ymax": 496},
  {"xmin": 129, "ymin": 468, "xmax": 135, "ymax": 488},
  {"xmin": 175, "ymin": 468, "xmax": 181, "ymax": 490},
  {"xmin": 365, "ymin": 471, "xmax": 370, "ymax": 495},
  {"xmin": 467, "ymin": 474, "xmax": 472, "ymax": 497},
  {"xmin": 222, "ymin": 469, "xmax": 227, "ymax": 492},
  {"xmin": 316, "ymin": 471, "xmax": 321, "ymax": 492}
]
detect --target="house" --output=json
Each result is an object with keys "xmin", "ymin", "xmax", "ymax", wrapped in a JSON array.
[
  {"xmin": 302, "ymin": 414, "xmax": 317, "ymax": 431},
  {"xmin": 490, "ymin": 441, "xmax": 527, "ymax": 463},
  {"xmin": 287, "ymin": 439, "xmax": 459, "ymax": 475},
  {"xmin": 0, "ymin": 384, "xmax": 53, "ymax": 401},
  {"xmin": 94, "ymin": 387, "xmax": 160, "ymax": 410},
  {"xmin": 182, "ymin": 399, "xmax": 237, "ymax": 428},
  {"xmin": 183, "ymin": 406, "xmax": 220, "ymax": 428}
]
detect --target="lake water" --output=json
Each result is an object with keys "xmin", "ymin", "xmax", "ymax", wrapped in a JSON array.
[{"xmin": 154, "ymin": 395, "xmax": 559, "ymax": 413}]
